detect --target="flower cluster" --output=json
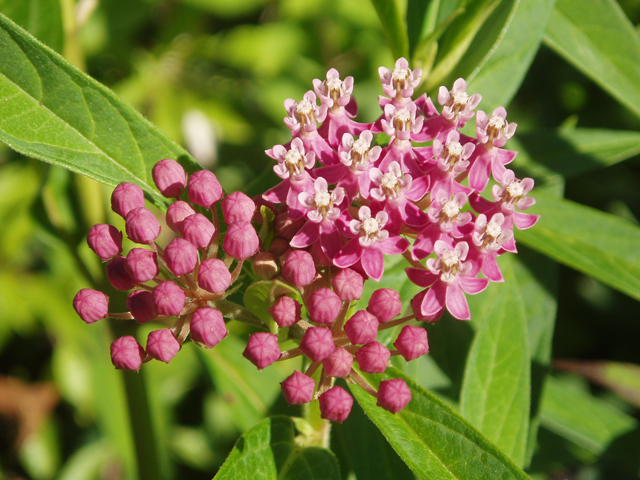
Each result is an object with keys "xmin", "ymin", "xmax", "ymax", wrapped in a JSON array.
[
  {"xmin": 73, "ymin": 159, "xmax": 259, "ymax": 370},
  {"xmin": 73, "ymin": 58, "xmax": 538, "ymax": 424}
]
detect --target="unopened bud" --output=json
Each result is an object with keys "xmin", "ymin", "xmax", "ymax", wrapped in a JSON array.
[
  {"xmin": 222, "ymin": 191, "xmax": 256, "ymax": 223},
  {"xmin": 111, "ymin": 182, "xmax": 144, "ymax": 218},
  {"xmin": 146, "ymin": 328, "xmax": 181, "ymax": 363},
  {"xmin": 252, "ymin": 252, "xmax": 279, "ymax": 279},
  {"xmin": 191, "ymin": 308, "xmax": 228, "ymax": 348},
  {"xmin": 377, "ymin": 378, "xmax": 412, "ymax": 414},
  {"xmin": 243, "ymin": 332, "xmax": 281, "ymax": 369},
  {"xmin": 110, "ymin": 336, "xmax": 145, "ymax": 371},
  {"xmin": 319, "ymin": 386, "xmax": 353, "ymax": 423},
  {"xmin": 73, "ymin": 288, "xmax": 108, "ymax": 324},
  {"xmin": 152, "ymin": 159, "xmax": 187, "ymax": 198},
  {"xmin": 87, "ymin": 224, "xmax": 122, "ymax": 260},
  {"xmin": 187, "ymin": 170, "xmax": 223, "ymax": 207},
  {"xmin": 281, "ymin": 370, "xmax": 316, "ymax": 405}
]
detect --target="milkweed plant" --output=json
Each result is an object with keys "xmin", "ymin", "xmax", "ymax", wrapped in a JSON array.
[{"xmin": 1, "ymin": 1, "xmax": 640, "ymax": 479}]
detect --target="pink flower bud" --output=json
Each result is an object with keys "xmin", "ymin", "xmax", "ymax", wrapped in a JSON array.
[
  {"xmin": 222, "ymin": 191, "xmax": 256, "ymax": 223},
  {"xmin": 223, "ymin": 222, "xmax": 259, "ymax": 260},
  {"xmin": 87, "ymin": 224, "xmax": 123, "ymax": 260},
  {"xmin": 198, "ymin": 258, "xmax": 231, "ymax": 294},
  {"xmin": 111, "ymin": 182, "xmax": 144, "ymax": 218},
  {"xmin": 268, "ymin": 296, "xmax": 300, "ymax": 328},
  {"xmin": 243, "ymin": 332, "xmax": 281, "ymax": 369},
  {"xmin": 73, "ymin": 288, "xmax": 108, "ymax": 324},
  {"xmin": 300, "ymin": 327, "xmax": 334, "ymax": 361},
  {"xmin": 106, "ymin": 256, "xmax": 138, "ymax": 291},
  {"xmin": 126, "ymin": 248, "xmax": 159, "ymax": 283},
  {"xmin": 252, "ymin": 252, "xmax": 279, "ymax": 279},
  {"xmin": 307, "ymin": 288, "xmax": 342, "ymax": 325},
  {"xmin": 146, "ymin": 328, "xmax": 180, "ymax": 363},
  {"xmin": 268, "ymin": 238, "xmax": 290, "ymax": 256},
  {"xmin": 332, "ymin": 268, "xmax": 364, "ymax": 301},
  {"xmin": 110, "ymin": 336, "xmax": 145, "ymax": 371},
  {"xmin": 322, "ymin": 347, "xmax": 353, "ymax": 378},
  {"xmin": 125, "ymin": 207, "xmax": 161, "ymax": 245},
  {"xmin": 281, "ymin": 370, "xmax": 316, "ymax": 405},
  {"xmin": 187, "ymin": 170, "xmax": 223, "ymax": 207},
  {"xmin": 367, "ymin": 288, "xmax": 402, "ymax": 323},
  {"xmin": 190, "ymin": 308, "xmax": 228, "ymax": 348},
  {"xmin": 356, "ymin": 341, "xmax": 390, "ymax": 373},
  {"xmin": 319, "ymin": 386, "xmax": 353, "ymax": 423},
  {"xmin": 282, "ymin": 250, "xmax": 316, "ymax": 287},
  {"xmin": 153, "ymin": 281, "xmax": 185, "ymax": 316},
  {"xmin": 274, "ymin": 212, "xmax": 305, "ymax": 240},
  {"xmin": 164, "ymin": 238, "xmax": 198, "ymax": 276},
  {"xmin": 394, "ymin": 326, "xmax": 429, "ymax": 361},
  {"xmin": 344, "ymin": 310, "xmax": 379, "ymax": 345},
  {"xmin": 377, "ymin": 378, "xmax": 412, "ymax": 414},
  {"xmin": 166, "ymin": 200, "xmax": 196, "ymax": 233},
  {"xmin": 411, "ymin": 291, "xmax": 443, "ymax": 323},
  {"xmin": 152, "ymin": 159, "xmax": 187, "ymax": 198},
  {"xmin": 182, "ymin": 213, "xmax": 215, "ymax": 249},
  {"xmin": 126, "ymin": 289, "xmax": 156, "ymax": 323}
]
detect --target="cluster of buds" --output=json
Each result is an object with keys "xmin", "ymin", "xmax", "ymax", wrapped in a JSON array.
[
  {"xmin": 73, "ymin": 57, "xmax": 538, "ymax": 424},
  {"xmin": 73, "ymin": 159, "xmax": 259, "ymax": 370}
]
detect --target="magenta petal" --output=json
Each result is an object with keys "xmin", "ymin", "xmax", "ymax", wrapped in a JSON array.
[
  {"xmin": 481, "ymin": 254, "xmax": 504, "ymax": 282},
  {"xmin": 378, "ymin": 235, "xmax": 409, "ymax": 255},
  {"xmin": 320, "ymin": 225, "xmax": 343, "ymax": 260},
  {"xmin": 263, "ymin": 180, "xmax": 289, "ymax": 203},
  {"xmin": 315, "ymin": 164, "xmax": 346, "ymax": 184},
  {"xmin": 334, "ymin": 237, "xmax": 363, "ymax": 268},
  {"xmin": 421, "ymin": 282, "xmax": 446, "ymax": 316},
  {"xmin": 513, "ymin": 212, "xmax": 540, "ymax": 230},
  {"xmin": 459, "ymin": 276, "xmax": 490, "ymax": 295},
  {"xmin": 403, "ymin": 202, "xmax": 430, "ymax": 230},
  {"xmin": 468, "ymin": 151, "xmax": 492, "ymax": 192},
  {"xmin": 406, "ymin": 175, "xmax": 430, "ymax": 202},
  {"xmin": 445, "ymin": 282, "xmax": 471, "ymax": 320},
  {"xmin": 406, "ymin": 268, "xmax": 438, "ymax": 288},
  {"xmin": 361, "ymin": 247, "xmax": 384, "ymax": 281},
  {"xmin": 290, "ymin": 221, "xmax": 320, "ymax": 249}
]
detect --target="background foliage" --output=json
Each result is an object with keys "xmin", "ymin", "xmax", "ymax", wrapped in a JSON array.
[{"xmin": 1, "ymin": 0, "xmax": 640, "ymax": 479}]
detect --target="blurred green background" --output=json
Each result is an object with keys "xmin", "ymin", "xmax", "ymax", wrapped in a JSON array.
[{"xmin": 1, "ymin": 0, "xmax": 640, "ymax": 479}]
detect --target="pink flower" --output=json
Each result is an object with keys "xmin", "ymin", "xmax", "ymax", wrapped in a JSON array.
[
  {"xmin": 476, "ymin": 107, "xmax": 517, "ymax": 148},
  {"xmin": 438, "ymin": 78, "xmax": 482, "ymax": 125},
  {"xmin": 426, "ymin": 130, "xmax": 475, "ymax": 197},
  {"xmin": 334, "ymin": 206, "xmax": 409, "ymax": 281},
  {"xmin": 379, "ymin": 58, "xmax": 422, "ymax": 103},
  {"xmin": 406, "ymin": 241, "xmax": 489, "ymax": 320}
]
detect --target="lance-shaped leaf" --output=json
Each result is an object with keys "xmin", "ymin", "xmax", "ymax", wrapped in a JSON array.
[
  {"xmin": 214, "ymin": 416, "xmax": 340, "ymax": 480},
  {"xmin": 0, "ymin": 0, "xmax": 63, "ymax": 53},
  {"xmin": 350, "ymin": 367, "xmax": 530, "ymax": 480},
  {"xmin": 369, "ymin": 0, "xmax": 408, "ymax": 59},
  {"xmin": 461, "ymin": 271, "xmax": 530, "ymax": 467},
  {"xmin": 516, "ymin": 192, "xmax": 640, "ymax": 302},
  {"xmin": 0, "ymin": 13, "xmax": 199, "ymax": 211},
  {"xmin": 544, "ymin": 0, "xmax": 640, "ymax": 119}
]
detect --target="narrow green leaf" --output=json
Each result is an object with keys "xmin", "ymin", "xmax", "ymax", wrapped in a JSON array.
[
  {"xmin": 510, "ymin": 128, "xmax": 640, "ymax": 182},
  {"xmin": 0, "ymin": 13, "xmax": 199, "ymax": 211},
  {"xmin": 516, "ymin": 192, "xmax": 640, "ymax": 302},
  {"xmin": 540, "ymin": 376, "xmax": 637, "ymax": 454},
  {"xmin": 554, "ymin": 360, "xmax": 640, "ymax": 409},
  {"xmin": 425, "ymin": 0, "xmax": 502, "ymax": 91},
  {"xmin": 407, "ymin": 0, "xmax": 431, "ymax": 57},
  {"xmin": 465, "ymin": 0, "xmax": 555, "ymax": 111},
  {"xmin": 351, "ymin": 367, "xmax": 531, "ymax": 480},
  {"xmin": 543, "ymin": 0, "xmax": 640, "ymax": 118},
  {"xmin": 214, "ymin": 416, "xmax": 340, "ymax": 480},
  {"xmin": 369, "ymin": 0, "xmax": 409, "ymax": 59},
  {"xmin": 461, "ymin": 272, "xmax": 530, "ymax": 467},
  {"xmin": 0, "ymin": 0, "xmax": 63, "ymax": 53}
]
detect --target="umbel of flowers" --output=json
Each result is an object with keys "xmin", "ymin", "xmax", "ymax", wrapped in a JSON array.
[{"xmin": 73, "ymin": 57, "xmax": 538, "ymax": 423}]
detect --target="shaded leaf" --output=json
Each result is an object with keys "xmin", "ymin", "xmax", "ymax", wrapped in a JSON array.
[
  {"xmin": 369, "ymin": 0, "xmax": 408, "ymax": 59},
  {"xmin": 516, "ymin": 191, "xmax": 640, "ymax": 302},
  {"xmin": 461, "ymin": 272, "xmax": 530, "ymax": 467},
  {"xmin": 214, "ymin": 416, "xmax": 340, "ymax": 480},
  {"xmin": 0, "ymin": 13, "xmax": 199, "ymax": 211},
  {"xmin": 351, "ymin": 367, "xmax": 530, "ymax": 480},
  {"xmin": 554, "ymin": 360, "xmax": 640, "ymax": 408},
  {"xmin": 543, "ymin": 0, "xmax": 640, "ymax": 118},
  {"xmin": 540, "ymin": 376, "xmax": 637, "ymax": 454},
  {"xmin": 0, "ymin": 0, "xmax": 63, "ymax": 53}
]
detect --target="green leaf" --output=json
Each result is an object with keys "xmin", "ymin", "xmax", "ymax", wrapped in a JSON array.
[
  {"xmin": 369, "ymin": 0, "xmax": 409, "ymax": 59},
  {"xmin": 351, "ymin": 367, "xmax": 531, "ymax": 480},
  {"xmin": 461, "ymin": 271, "xmax": 530, "ymax": 467},
  {"xmin": 214, "ymin": 416, "xmax": 340, "ymax": 480},
  {"xmin": 543, "ymin": 0, "xmax": 640, "ymax": 119},
  {"xmin": 510, "ymin": 128, "xmax": 640, "ymax": 182},
  {"xmin": 0, "ymin": 13, "xmax": 199, "ymax": 211},
  {"xmin": 466, "ymin": 0, "xmax": 555, "ymax": 111},
  {"xmin": 425, "ymin": 0, "xmax": 503, "ymax": 91},
  {"xmin": 0, "ymin": 0, "xmax": 63, "ymax": 53},
  {"xmin": 516, "ymin": 191, "xmax": 640, "ymax": 302},
  {"xmin": 540, "ymin": 376, "xmax": 637, "ymax": 454},
  {"xmin": 554, "ymin": 360, "xmax": 640, "ymax": 409}
]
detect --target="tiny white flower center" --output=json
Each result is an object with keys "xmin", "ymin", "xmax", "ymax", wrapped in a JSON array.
[
  {"xmin": 488, "ymin": 115, "xmax": 505, "ymax": 130},
  {"xmin": 297, "ymin": 99, "xmax": 314, "ymax": 116},
  {"xmin": 326, "ymin": 77, "xmax": 342, "ymax": 93},
  {"xmin": 441, "ymin": 200, "xmax": 460, "ymax": 219},
  {"xmin": 362, "ymin": 217, "xmax": 380, "ymax": 236},
  {"xmin": 450, "ymin": 90, "xmax": 469, "ymax": 108},
  {"xmin": 380, "ymin": 172, "xmax": 399, "ymax": 190},
  {"xmin": 314, "ymin": 191, "xmax": 331, "ymax": 207},
  {"xmin": 352, "ymin": 138, "xmax": 369, "ymax": 156},
  {"xmin": 441, "ymin": 250, "xmax": 460, "ymax": 269},
  {"xmin": 285, "ymin": 149, "xmax": 302, "ymax": 166},
  {"xmin": 486, "ymin": 221, "xmax": 502, "ymax": 239},
  {"xmin": 506, "ymin": 181, "xmax": 524, "ymax": 199},
  {"xmin": 446, "ymin": 141, "xmax": 463, "ymax": 159},
  {"xmin": 394, "ymin": 108, "xmax": 411, "ymax": 124},
  {"xmin": 392, "ymin": 67, "xmax": 409, "ymax": 82}
]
